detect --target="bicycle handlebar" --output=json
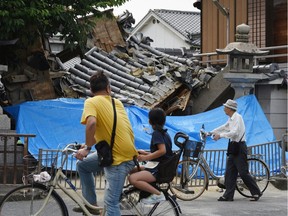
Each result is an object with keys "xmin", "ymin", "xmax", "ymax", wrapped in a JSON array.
[
  {"xmin": 200, "ymin": 128, "xmax": 207, "ymax": 141},
  {"xmin": 174, "ymin": 125, "xmax": 212, "ymax": 150},
  {"xmin": 62, "ymin": 143, "xmax": 82, "ymax": 154},
  {"xmin": 133, "ymin": 155, "xmax": 141, "ymax": 171}
]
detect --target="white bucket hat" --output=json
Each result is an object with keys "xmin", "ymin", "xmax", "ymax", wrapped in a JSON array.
[{"xmin": 223, "ymin": 99, "xmax": 237, "ymax": 110}]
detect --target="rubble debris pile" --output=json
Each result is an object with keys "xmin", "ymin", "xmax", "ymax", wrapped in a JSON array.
[{"xmin": 57, "ymin": 33, "xmax": 218, "ymax": 113}]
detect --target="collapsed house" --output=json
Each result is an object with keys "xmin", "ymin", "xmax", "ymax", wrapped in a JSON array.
[
  {"xmin": 53, "ymin": 34, "xmax": 219, "ymax": 115},
  {"xmin": 51, "ymin": 10, "xmax": 215, "ymax": 115},
  {"xmin": 0, "ymin": 10, "xmax": 286, "ymax": 117},
  {"xmin": 0, "ymin": 10, "xmax": 218, "ymax": 115}
]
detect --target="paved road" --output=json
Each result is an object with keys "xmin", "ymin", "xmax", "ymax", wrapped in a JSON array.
[
  {"xmin": 177, "ymin": 185, "xmax": 287, "ymax": 216},
  {"xmin": 1, "ymin": 184, "xmax": 287, "ymax": 215},
  {"xmin": 61, "ymin": 185, "xmax": 287, "ymax": 216}
]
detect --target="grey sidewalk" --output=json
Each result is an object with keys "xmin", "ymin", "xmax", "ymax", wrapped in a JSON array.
[
  {"xmin": 176, "ymin": 185, "xmax": 288, "ymax": 216},
  {"xmin": 62, "ymin": 184, "xmax": 287, "ymax": 216},
  {"xmin": 0, "ymin": 184, "xmax": 20, "ymax": 201},
  {"xmin": 1, "ymin": 184, "xmax": 287, "ymax": 216}
]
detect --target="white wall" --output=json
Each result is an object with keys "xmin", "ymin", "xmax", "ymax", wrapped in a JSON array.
[
  {"xmin": 138, "ymin": 18, "xmax": 190, "ymax": 49},
  {"xmin": 256, "ymin": 84, "xmax": 287, "ymax": 140}
]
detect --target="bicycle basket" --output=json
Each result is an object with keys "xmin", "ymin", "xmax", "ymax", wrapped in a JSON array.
[
  {"xmin": 183, "ymin": 140, "xmax": 203, "ymax": 158},
  {"xmin": 23, "ymin": 154, "xmax": 39, "ymax": 176},
  {"xmin": 23, "ymin": 152, "xmax": 59, "ymax": 182}
]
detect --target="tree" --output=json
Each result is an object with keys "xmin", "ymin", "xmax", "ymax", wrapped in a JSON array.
[{"xmin": 0, "ymin": 0, "xmax": 128, "ymax": 51}]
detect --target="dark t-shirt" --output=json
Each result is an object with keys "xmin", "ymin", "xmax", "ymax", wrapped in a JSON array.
[{"xmin": 150, "ymin": 129, "xmax": 173, "ymax": 162}]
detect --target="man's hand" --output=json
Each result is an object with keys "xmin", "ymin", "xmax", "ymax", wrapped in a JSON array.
[
  {"xmin": 213, "ymin": 133, "xmax": 221, "ymax": 141},
  {"xmin": 137, "ymin": 154, "xmax": 147, "ymax": 162},
  {"xmin": 137, "ymin": 149, "xmax": 147, "ymax": 155},
  {"xmin": 205, "ymin": 132, "xmax": 212, "ymax": 136},
  {"xmin": 75, "ymin": 148, "xmax": 90, "ymax": 160}
]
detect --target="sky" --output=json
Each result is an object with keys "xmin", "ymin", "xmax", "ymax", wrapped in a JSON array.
[{"xmin": 112, "ymin": 0, "xmax": 199, "ymax": 26}]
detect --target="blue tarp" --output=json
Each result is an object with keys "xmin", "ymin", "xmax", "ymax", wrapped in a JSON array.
[{"xmin": 4, "ymin": 94, "xmax": 276, "ymax": 157}]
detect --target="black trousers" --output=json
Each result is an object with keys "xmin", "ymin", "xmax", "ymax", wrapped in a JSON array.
[{"xmin": 223, "ymin": 142, "xmax": 261, "ymax": 199}]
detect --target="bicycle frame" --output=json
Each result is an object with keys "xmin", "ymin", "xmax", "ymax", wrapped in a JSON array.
[
  {"xmin": 197, "ymin": 153, "xmax": 222, "ymax": 180},
  {"xmin": 181, "ymin": 127, "xmax": 222, "ymax": 185},
  {"xmin": 181, "ymin": 152, "xmax": 221, "ymax": 187}
]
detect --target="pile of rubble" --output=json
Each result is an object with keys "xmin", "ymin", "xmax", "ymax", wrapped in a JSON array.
[
  {"xmin": 0, "ymin": 10, "xmax": 285, "ymax": 116},
  {"xmin": 0, "ymin": 10, "xmax": 218, "ymax": 115}
]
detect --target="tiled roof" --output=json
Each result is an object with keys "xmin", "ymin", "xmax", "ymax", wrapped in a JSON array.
[
  {"xmin": 153, "ymin": 9, "xmax": 201, "ymax": 39},
  {"xmin": 56, "ymin": 34, "xmax": 215, "ymax": 112},
  {"xmin": 50, "ymin": 13, "xmax": 209, "ymax": 112}
]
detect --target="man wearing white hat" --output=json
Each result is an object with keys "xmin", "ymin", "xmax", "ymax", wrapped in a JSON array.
[{"xmin": 209, "ymin": 99, "xmax": 262, "ymax": 202}]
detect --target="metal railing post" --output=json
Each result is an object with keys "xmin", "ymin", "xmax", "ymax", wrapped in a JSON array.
[{"xmin": 281, "ymin": 134, "xmax": 287, "ymax": 167}]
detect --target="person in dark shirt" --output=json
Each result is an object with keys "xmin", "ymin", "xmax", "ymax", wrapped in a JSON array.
[{"xmin": 128, "ymin": 107, "xmax": 173, "ymax": 204}]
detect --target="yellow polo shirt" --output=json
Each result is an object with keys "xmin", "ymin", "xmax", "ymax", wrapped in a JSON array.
[{"xmin": 81, "ymin": 95, "xmax": 138, "ymax": 165}]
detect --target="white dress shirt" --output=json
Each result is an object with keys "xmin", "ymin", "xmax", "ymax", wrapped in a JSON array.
[{"xmin": 211, "ymin": 112, "xmax": 246, "ymax": 142}]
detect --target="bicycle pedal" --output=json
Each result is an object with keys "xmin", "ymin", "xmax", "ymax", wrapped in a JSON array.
[
  {"xmin": 174, "ymin": 186, "xmax": 195, "ymax": 194},
  {"xmin": 217, "ymin": 188, "xmax": 224, "ymax": 193},
  {"xmin": 183, "ymin": 190, "xmax": 195, "ymax": 194}
]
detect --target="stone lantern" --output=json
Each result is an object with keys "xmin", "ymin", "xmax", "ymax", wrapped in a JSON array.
[{"xmin": 216, "ymin": 23, "xmax": 269, "ymax": 99}]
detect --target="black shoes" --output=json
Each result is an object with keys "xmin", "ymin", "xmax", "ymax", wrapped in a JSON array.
[
  {"xmin": 218, "ymin": 192, "xmax": 262, "ymax": 202},
  {"xmin": 72, "ymin": 205, "xmax": 101, "ymax": 215},
  {"xmin": 250, "ymin": 193, "xmax": 262, "ymax": 201},
  {"xmin": 218, "ymin": 196, "xmax": 234, "ymax": 201}
]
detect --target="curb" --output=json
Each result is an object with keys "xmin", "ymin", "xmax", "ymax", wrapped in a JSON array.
[{"xmin": 270, "ymin": 176, "xmax": 288, "ymax": 190}]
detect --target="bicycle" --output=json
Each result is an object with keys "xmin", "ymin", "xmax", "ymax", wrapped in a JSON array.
[
  {"xmin": 0, "ymin": 143, "xmax": 103, "ymax": 216},
  {"xmin": 118, "ymin": 133, "xmax": 188, "ymax": 216},
  {"xmin": 119, "ymin": 180, "xmax": 181, "ymax": 216},
  {"xmin": 170, "ymin": 125, "xmax": 270, "ymax": 201}
]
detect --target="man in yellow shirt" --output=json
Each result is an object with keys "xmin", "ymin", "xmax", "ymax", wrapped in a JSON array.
[{"xmin": 75, "ymin": 71, "xmax": 138, "ymax": 215}]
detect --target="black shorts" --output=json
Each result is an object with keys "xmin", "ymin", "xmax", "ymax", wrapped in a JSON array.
[{"xmin": 144, "ymin": 166, "xmax": 159, "ymax": 178}]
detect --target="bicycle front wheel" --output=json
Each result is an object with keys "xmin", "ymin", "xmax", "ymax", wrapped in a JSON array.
[
  {"xmin": 170, "ymin": 160, "xmax": 208, "ymax": 201},
  {"xmin": 0, "ymin": 183, "xmax": 68, "ymax": 216},
  {"xmin": 120, "ymin": 186, "xmax": 181, "ymax": 216},
  {"xmin": 236, "ymin": 158, "xmax": 270, "ymax": 198}
]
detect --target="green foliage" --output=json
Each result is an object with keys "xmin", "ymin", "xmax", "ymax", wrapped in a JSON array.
[{"xmin": 0, "ymin": 0, "xmax": 129, "ymax": 50}]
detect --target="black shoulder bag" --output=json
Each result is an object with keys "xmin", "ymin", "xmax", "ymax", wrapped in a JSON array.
[
  {"xmin": 95, "ymin": 98, "xmax": 117, "ymax": 167},
  {"xmin": 227, "ymin": 133, "xmax": 245, "ymax": 156}
]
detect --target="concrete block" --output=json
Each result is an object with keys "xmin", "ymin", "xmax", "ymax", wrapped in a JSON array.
[
  {"xmin": 269, "ymin": 114, "xmax": 287, "ymax": 128},
  {"xmin": 270, "ymin": 176, "xmax": 288, "ymax": 190},
  {"xmin": 192, "ymin": 71, "xmax": 231, "ymax": 114},
  {"xmin": 257, "ymin": 99, "xmax": 271, "ymax": 113},
  {"xmin": 0, "ymin": 152, "xmax": 24, "ymax": 165},
  {"xmin": 271, "ymin": 86, "xmax": 288, "ymax": 99},
  {"xmin": 0, "ymin": 169, "xmax": 24, "ymax": 184},
  {"xmin": 0, "ymin": 129, "xmax": 16, "ymax": 133},
  {"xmin": 0, "ymin": 115, "xmax": 11, "ymax": 129},
  {"xmin": 268, "ymin": 99, "xmax": 287, "ymax": 114},
  {"xmin": 256, "ymin": 85, "xmax": 272, "ymax": 100},
  {"xmin": 0, "ymin": 136, "xmax": 15, "ymax": 146},
  {"xmin": 0, "ymin": 145, "xmax": 24, "ymax": 165},
  {"xmin": 274, "ymin": 129, "xmax": 287, "ymax": 141}
]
